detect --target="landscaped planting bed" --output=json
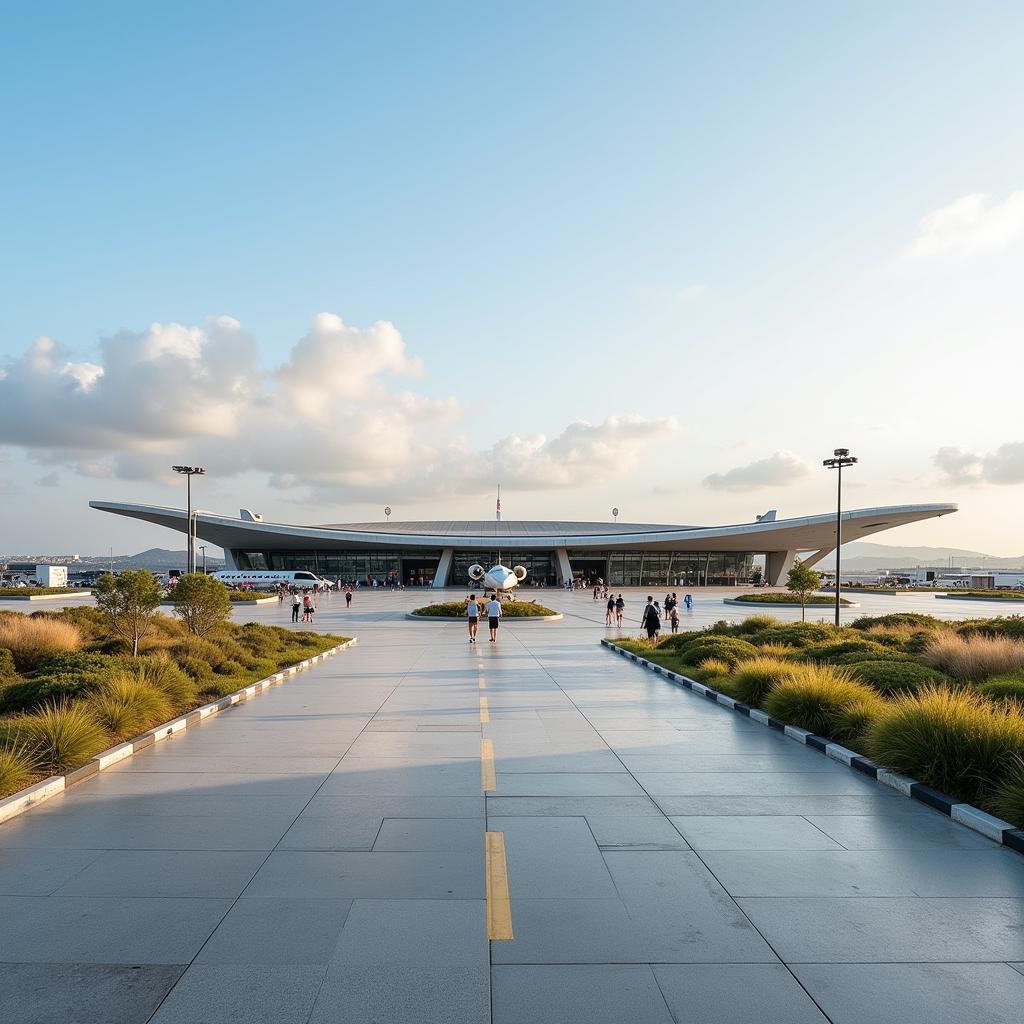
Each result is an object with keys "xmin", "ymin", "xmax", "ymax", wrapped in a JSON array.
[
  {"xmin": 0, "ymin": 605, "xmax": 347, "ymax": 798},
  {"xmin": 608, "ymin": 611, "xmax": 1024, "ymax": 827},
  {"xmin": 731, "ymin": 592, "xmax": 855, "ymax": 605},
  {"xmin": 411, "ymin": 600, "xmax": 558, "ymax": 617},
  {"xmin": 0, "ymin": 588, "xmax": 91, "ymax": 598}
]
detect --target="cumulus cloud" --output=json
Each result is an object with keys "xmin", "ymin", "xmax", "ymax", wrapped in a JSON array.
[
  {"xmin": 703, "ymin": 451, "xmax": 812, "ymax": 491},
  {"xmin": 935, "ymin": 443, "xmax": 1024, "ymax": 485},
  {"xmin": 905, "ymin": 190, "xmax": 1024, "ymax": 260},
  {"xmin": 0, "ymin": 313, "xmax": 678, "ymax": 501}
]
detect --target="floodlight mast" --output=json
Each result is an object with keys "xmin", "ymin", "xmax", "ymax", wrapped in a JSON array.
[
  {"xmin": 822, "ymin": 449, "xmax": 857, "ymax": 627},
  {"xmin": 171, "ymin": 466, "xmax": 206, "ymax": 574}
]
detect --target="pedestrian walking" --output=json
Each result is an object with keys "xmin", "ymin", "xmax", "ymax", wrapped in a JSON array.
[
  {"xmin": 684, "ymin": 593, "xmax": 693, "ymax": 611},
  {"xmin": 345, "ymin": 586, "xmax": 353, "ymax": 609},
  {"xmin": 485, "ymin": 593, "xmax": 502, "ymax": 643},
  {"xmin": 605, "ymin": 594, "xmax": 615, "ymax": 625},
  {"xmin": 670, "ymin": 603, "xmax": 680, "ymax": 632},
  {"xmin": 641, "ymin": 596, "xmax": 661, "ymax": 640},
  {"xmin": 291, "ymin": 592, "xmax": 301, "ymax": 623},
  {"xmin": 615, "ymin": 594, "xmax": 625, "ymax": 627},
  {"xmin": 467, "ymin": 593, "xmax": 480, "ymax": 644},
  {"xmin": 302, "ymin": 592, "xmax": 313, "ymax": 622}
]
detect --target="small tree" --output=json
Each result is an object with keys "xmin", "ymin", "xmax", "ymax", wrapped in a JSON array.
[
  {"xmin": 94, "ymin": 569, "xmax": 162, "ymax": 656},
  {"xmin": 786, "ymin": 559, "xmax": 822, "ymax": 622},
  {"xmin": 172, "ymin": 573, "xmax": 232, "ymax": 637}
]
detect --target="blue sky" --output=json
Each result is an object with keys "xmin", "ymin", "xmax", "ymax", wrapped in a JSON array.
[{"xmin": 1, "ymin": 2, "xmax": 1022, "ymax": 554}]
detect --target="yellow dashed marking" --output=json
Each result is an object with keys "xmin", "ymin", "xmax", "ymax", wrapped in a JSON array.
[
  {"xmin": 480, "ymin": 738, "xmax": 496, "ymax": 792},
  {"xmin": 485, "ymin": 831, "xmax": 514, "ymax": 940},
  {"xmin": 479, "ymin": 696, "xmax": 490, "ymax": 723}
]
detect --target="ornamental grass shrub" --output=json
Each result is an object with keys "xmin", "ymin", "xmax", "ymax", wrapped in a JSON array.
[
  {"xmin": 689, "ymin": 657, "xmax": 731, "ymax": 682},
  {"xmin": 763, "ymin": 665, "xmax": 886, "ymax": 746},
  {"xmin": 851, "ymin": 613, "xmax": 943, "ymax": 631},
  {"xmin": 726, "ymin": 656, "xmax": 794, "ymax": 708},
  {"xmin": 676, "ymin": 635, "xmax": 758, "ymax": 668},
  {"xmin": 0, "ymin": 648, "xmax": 16, "ymax": 680},
  {"xmin": 797, "ymin": 639, "xmax": 892, "ymax": 664},
  {"xmin": 865, "ymin": 686, "xmax": 1024, "ymax": 808},
  {"xmin": 750, "ymin": 623, "xmax": 840, "ymax": 648},
  {"xmin": 847, "ymin": 659, "xmax": 947, "ymax": 694},
  {"xmin": 990, "ymin": 758, "xmax": 1024, "ymax": 828},
  {"xmin": 129, "ymin": 655, "xmax": 197, "ymax": 706},
  {"xmin": 0, "ymin": 743, "xmax": 37, "ymax": 796},
  {"xmin": 734, "ymin": 614, "xmax": 782, "ymax": 635},
  {"xmin": 15, "ymin": 701, "xmax": 107, "ymax": 772},
  {"xmin": 0, "ymin": 616, "xmax": 82, "ymax": 672},
  {"xmin": 956, "ymin": 616, "xmax": 1024, "ymax": 640},
  {"xmin": 88, "ymin": 675, "xmax": 171, "ymax": 739},
  {"xmin": 921, "ymin": 630, "xmax": 1024, "ymax": 683}
]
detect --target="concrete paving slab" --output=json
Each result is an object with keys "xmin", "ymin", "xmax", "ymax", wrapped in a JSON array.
[
  {"xmin": 0, "ymin": 847, "xmax": 105, "ymax": 895},
  {"xmin": 670, "ymin": 815, "xmax": 845, "ymax": 851},
  {"xmin": 149, "ymin": 964, "xmax": 326, "ymax": 1024},
  {"xmin": 244, "ymin": 850, "xmax": 484, "ymax": 899},
  {"xmin": 195, "ymin": 897, "xmax": 353, "ymax": 964},
  {"xmin": 279, "ymin": 814, "xmax": 383, "ymax": 851},
  {"xmin": 584, "ymin": 815, "xmax": 691, "ymax": 850},
  {"xmin": 373, "ymin": 817, "xmax": 485, "ymax": 851},
  {"xmin": 792, "ymin": 962, "xmax": 1024, "ymax": 1024},
  {"xmin": 309, "ymin": 965, "xmax": 489, "ymax": 1024},
  {"xmin": 492, "ymin": 965, "xmax": 674, "ymax": 1024},
  {"xmin": 805, "ymin": 812, "xmax": 995, "ymax": 849},
  {"xmin": 0, "ymin": 895, "xmax": 232, "ymax": 964},
  {"xmin": 492, "ymin": 773, "xmax": 645, "ymax": 796},
  {"xmin": 0, "ymin": 963, "xmax": 185, "ymax": 1024},
  {"xmin": 652, "ymin": 964, "xmax": 829, "ymax": 1023},
  {"xmin": 55, "ymin": 850, "xmax": 266, "ymax": 898},
  {"xmin": 331, "ymin": 899, "xmax": 487, "ymax": 965}
]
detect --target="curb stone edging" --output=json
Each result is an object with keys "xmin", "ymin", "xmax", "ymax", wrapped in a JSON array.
[
  {"xmin": 601, "ymin": 639, "xmax": 1024, "ymax": 856},
  {"xmin": 0, "ymin": 638, "xmax": 358, "ymax": 827},
  {"xmin": 0, "ymin": 591, "xmax": 93, "ymax": 601}
]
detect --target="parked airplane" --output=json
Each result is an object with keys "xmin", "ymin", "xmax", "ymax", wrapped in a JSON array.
[{"xmin": 468, "ymin": 562, "xmax": 527, "ymax": 592}]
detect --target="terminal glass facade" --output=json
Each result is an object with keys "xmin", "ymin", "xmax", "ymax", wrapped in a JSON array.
[{"xmin": 233, "ymin": 548, "xmax": 754, "ymax": 586}]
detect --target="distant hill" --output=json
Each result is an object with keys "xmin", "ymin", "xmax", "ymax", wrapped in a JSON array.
[
  {"xmin": 817, "ymin": 542, "xmax": 1024, "ymax": 570},
  {"xmin": 123, "ymin": 548, "xmax": 225, "ymax": 569}
]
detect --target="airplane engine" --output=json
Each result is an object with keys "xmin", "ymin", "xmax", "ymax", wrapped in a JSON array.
[
  {"xmin": 513, "ymin": 565, "xmax": 528, "ymax": 581},
  {"xmin": 468, "ymin": 563, "xmax": 485, "ymax": 581}
]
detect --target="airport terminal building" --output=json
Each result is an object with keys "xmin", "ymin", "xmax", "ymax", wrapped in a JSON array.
[{"xmin": 91, "ymin": 501, "xmax": 957, "ymax": 588}]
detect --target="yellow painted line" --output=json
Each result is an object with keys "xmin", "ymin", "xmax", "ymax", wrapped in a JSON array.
[
  {"xmin": 479, "ymin": 696, "xmax": 490, "ymax": 723},
  {"xmin": 485, "ymin": 831, "xmax": 514, "ymax": 940},
  {"xmin": 479, "ymin": 677, "xmax": 486, "ymax": 689},
  {"xmin": 480, "ymin": 738, "xmax": 496, "ymax": 792}
]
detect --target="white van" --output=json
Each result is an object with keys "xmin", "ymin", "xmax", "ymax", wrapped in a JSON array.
[{"xmin": 212, "ymin": 570, "xmax": 332, "ymax": 590}]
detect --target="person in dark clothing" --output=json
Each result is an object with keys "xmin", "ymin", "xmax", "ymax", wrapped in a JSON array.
[
  {"xmin": 605, "ymin": 595, "xmax": 615, "ymax": 625},
  {"xmin": 641, "ymin": 596, "xmax": 661, "ymax": 639},
  {"xmin": 614, "ymin": 594, "xmax": 625, "ymax": 627}
]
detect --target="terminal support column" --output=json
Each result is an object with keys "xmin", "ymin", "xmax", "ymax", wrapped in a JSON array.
[
  {"xmin": 765, "ymin": 549, "xmax": 797, "ymax": 586},
  {"xmin": 554, "ymin": 547, "xmax": 573, "ymax": 586},
  {"xmin": 432, "ymin": 548, "xmax": 454, "ymax": 589}
]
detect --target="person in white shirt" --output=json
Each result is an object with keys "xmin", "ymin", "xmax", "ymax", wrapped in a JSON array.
[
  {"xmin": 466, "ymin": 594, "xmax": 480, "ymax": 644},
  {"xmin": 485, "ymin": 594, "xmax": 502, "ymax": 643}
]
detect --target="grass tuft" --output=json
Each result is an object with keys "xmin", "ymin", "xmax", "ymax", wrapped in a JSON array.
[
  {"xmin": 0, "ymin": 616, "xmax": 82, "ymax": 672},
  {"xmin": 15, "ymin": 701, "xmax": 107, "ymax": 772},
  {"xmin": 726, "ymin": 656, "xmax": 794, "ymax": 708},
  {"xmin": 921, "ymin": 630, "xmax": 1024, "ymax": 683},
  {"xmin": 88, "ymin": 675, "xmax": 172, "ymax": 739},
  {"xmin": 0, "ymin": 742, "xmax": 38, "ymax": 796}
]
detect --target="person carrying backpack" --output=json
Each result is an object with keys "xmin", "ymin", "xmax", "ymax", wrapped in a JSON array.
[{"xmin": 641, "ymin": 596, "xmax": 661, "ymax": 640}]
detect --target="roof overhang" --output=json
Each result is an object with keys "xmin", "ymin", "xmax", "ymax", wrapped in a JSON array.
[{"xmin": 89, "ymin": 501, "xmax": 959, "ymax": 554}]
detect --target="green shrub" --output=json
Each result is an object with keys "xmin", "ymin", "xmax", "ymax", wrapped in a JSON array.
[
  {"xmin": 751, "ymin": 623, "xmax": 842, "ymax": 648},
  {"xmin": 178, "ymin": 656, "xmax": 214, "ymax": 683},
  {"xmin": 214, "ymin": 659, "xmax": 244, "ymax": 676},
  {"xmin": 0, "ymin": 742, "xmax": 37, "ymax": 796},
  {"xmin": 0, "ymin": 616, "xmax": 82, "ymax": 671},
  {"xmin": 957, "ymin": 616, "xmax": 1024, "ymax": 640},
  {"xmin": 16, "ymin": 701, "xmax": 108, "ymax": 772},
  {"xmin": 976, "ymin": 674, "xmax": 1024, "ymax": 704},
  {"xmin": 921, "ymin": 630, "xmax": 1024, "ymax": 683},
  {"xmin": 798, "ymin": 639, "xmax": 891, "ymax": 664},
  {"xmin": 88, "ymin": 676, "xmax": 172, "ymax": 739},
  {"xmin": 725, "ymin": 656, "xmax": 793, "ymax": 708},
  {"xmin": 198, "ymin": 676, "xmax": 247, "ymax": 699},
  {"xmin": 763, "ymin": 665, "xmax": 886, "ymax": 746},
  {"xmin": 130, "ymin": 656, "xmax": 197, "ymax": 707},
  {"xmin": 0, "ymin": 671, "xmax": 106, "ymax": 715},
  {"xmin": 0, "ymin": 648, "xmax": 16, "ymax": 680},
  {"xmin": 676, "ymin": 635, "xmax": 758, "ymax": 668},
  {"xmin": 411, "ymin": 601, "xmax": 557, "ymax": 617},
  {"xmin": 851, "ymin": 613, "xmax": 944, "ymax": 631},
  {"xmin": 170, "ymin": 636, "xmax": 227, "ymax": 669},
  {"xmin": 990, "ymin": 757, "xmax": 1024, "ymax": 828},
  {"xmin": 847, "ymin": 660, "xmax": 946, "ymax": 694},
  {"xmin": 865, "ymin": 686, "xmax": 1024, "ymax": 807},
  {"xmin": 829, "ymin": 649, "xmax": 913, "ymax": 665}
]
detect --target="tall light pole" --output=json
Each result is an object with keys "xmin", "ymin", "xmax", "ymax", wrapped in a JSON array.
[
  {"xmin": 172, "ymin": 466, "xmax": 206, "ymax": 574},
  {"xmin": 823, "ymin": 448, "xmax": 857, "ymax": 627},
  {"xmin": 199, "ymin": 545, "xmax": 208, "ymax": 574},
  {"xmin": 612, "ymin": 507, "xmax": 619, "ymax": 524},
  {"xmin": 384, "ymin": 506, "xmax": 391, "ymax": 523}
]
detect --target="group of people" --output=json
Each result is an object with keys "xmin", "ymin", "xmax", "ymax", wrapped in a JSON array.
[
  {"xmin": 465, "ymin": 592, "xmax": 503, "ymax": 644},
  {"xmin": 640, "ymin": 592, "xmax": 693, "ymax": 638},
  {"xmin": 284, "ymin": 584, "xmax": 355, "ymax": 622}
]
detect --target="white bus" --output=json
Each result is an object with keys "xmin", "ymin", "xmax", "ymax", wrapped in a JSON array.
[{"xmin": 212, "ymin": 570, "xmax": 333, "ymax": 590}]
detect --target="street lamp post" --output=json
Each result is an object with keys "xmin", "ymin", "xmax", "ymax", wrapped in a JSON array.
[
  {"xmin": 199, "ymin": 545, "xmax": 207, "ymax": 574},
  {"xmin": 172, "ymin": 466, "xmax": 206, "ymax": 574},
  {"xmin": 822, "ymin": 448, "xmax": 858, "ymax": 627},
  {"xmin": 384, "ymin": 506, "xmax": 391, "ymax": 523},
  {"xmin": 612, "ymin": 507, "xmax": 619, "ymax": 524}
]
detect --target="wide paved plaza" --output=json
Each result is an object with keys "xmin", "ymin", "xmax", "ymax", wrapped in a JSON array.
[{"xmin": 1, "ymin": 587, "xmax": 1023, "ymax": 1023}]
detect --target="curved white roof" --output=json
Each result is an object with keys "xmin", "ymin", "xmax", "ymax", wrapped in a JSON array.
[{"xmin": 89, "ymin": 501, "xmax": 958, "ymax": 554}]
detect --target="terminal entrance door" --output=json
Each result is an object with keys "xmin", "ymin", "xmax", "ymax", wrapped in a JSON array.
[
  {"xmin": 571, "ymin": 557, "xmax": 608, "ymax": 583},
  {"xmin": 401, "ymin": 557, "xmax": 439, "ymax": 587}
]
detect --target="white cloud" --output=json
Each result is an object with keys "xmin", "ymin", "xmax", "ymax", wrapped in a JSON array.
[
  {"xmin": 935, "ymin": 443, "xmax": 1024, "ymax": 485},
  {"xmin": 0, "ymin": 314, "xmax": 679, "ymax": 502},
  {"xmin": 905, "ymin": 190, "xmax": 1024, "ymax": 260},
  {"xmin": 703, "ymin": 451, "xmax": 812, "ymax": 492}
]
